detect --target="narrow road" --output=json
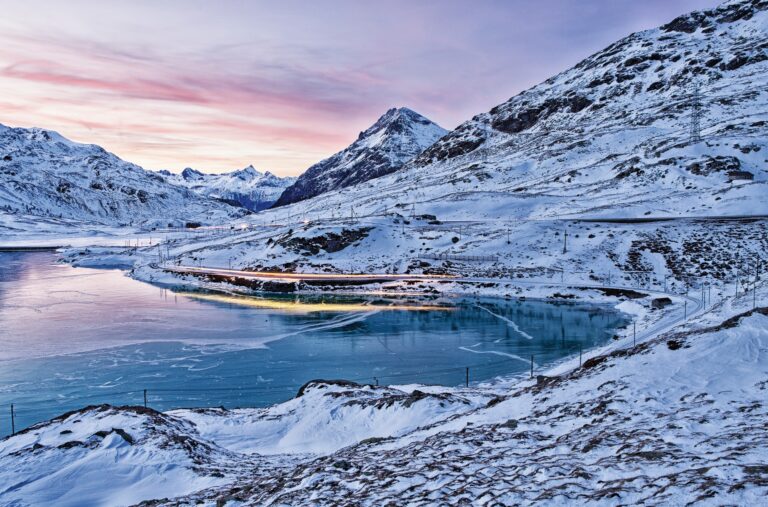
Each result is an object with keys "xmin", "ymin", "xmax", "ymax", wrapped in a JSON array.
[{"xmin": 164, "ymin": 265, "xmax": 457, "ymax": 283}]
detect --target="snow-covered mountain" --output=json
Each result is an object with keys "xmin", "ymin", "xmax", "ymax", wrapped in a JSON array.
[
  {"xmin": 160, "ymin": 165, "xmax": 295, "ymax": 211},
  {"xmin": 273, "ymin": 107, "xmax": 447, "ymax": 207},
  {"xmin": 276, "ymin": 0, "xmax": 768, "ymax": 223},
  {"xmin": 138, "ymin": 0, "xmax": 768, "ymax": 282},
  {"xmin": 0, "ymin": 124, "xmax": 247, "ymax": 227},
  {"xmin": 401, "ymin": 0, "xmax": 768, "ymax": 220}
]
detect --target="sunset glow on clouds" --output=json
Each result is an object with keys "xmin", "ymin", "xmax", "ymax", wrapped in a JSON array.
[{"xmin": 0, "ymin": 0, "xmax": 718, "ymax": 175}]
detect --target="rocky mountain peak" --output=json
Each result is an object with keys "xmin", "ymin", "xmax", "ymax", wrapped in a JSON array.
[
  {"xmin": 274, "ymin": 107, "xmax": 447, "ymax": 207},
  {"xmin": 181, "ymin": 168, "xmax": 204, "ymax": 181}
]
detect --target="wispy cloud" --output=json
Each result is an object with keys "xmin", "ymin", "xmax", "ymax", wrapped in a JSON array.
[{"xmin": 0, "ymin": 0, "xmax": 720, "ymax": 174}]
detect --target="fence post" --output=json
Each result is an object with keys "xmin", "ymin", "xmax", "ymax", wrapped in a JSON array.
[
  {"xmin": 374, "ymin": 377, "xmax": 379, "ymax": 387},
  {"xmin": 579, "ymin": 346, "xmax": 582, "ymax": 368},
  {"xmin": 143, "ymin": 389, "xmax": 148, "ymax": 408},
  {"xmin": 465, "ymin": 367, "xmax": 469, "ymax": 387},
  {"xmin": 10, "ymin": 404, "xmax": 15, "ymax": 435},
  {"xmin": 530, "ymin": 355, "xmax": 534, "ymax": 379},
  {"xmin": 684, "ymin": 301, "xmax": 687, "ymax": 319},
  {"xmin": 633, "ymin": 321, "xmax": 636, "ymax": 347}
]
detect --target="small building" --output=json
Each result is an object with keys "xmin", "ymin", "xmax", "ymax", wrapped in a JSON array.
[{"xmin": 727, "ymin": 170, "xmax": 754, "ymax": 181}]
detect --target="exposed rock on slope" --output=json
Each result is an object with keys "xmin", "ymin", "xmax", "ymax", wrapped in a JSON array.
[
  {"xmin": 273, "ymin": 107, "xmax": 447, "ymax": 207},
  {"xmin": 0, "ymin": 124, "xmax": 246, "ymax": 227}
]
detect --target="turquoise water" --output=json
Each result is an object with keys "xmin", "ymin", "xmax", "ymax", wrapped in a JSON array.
[{"xmin": 0, "ymin": 252, "xmax": 627, "ymax": 436}]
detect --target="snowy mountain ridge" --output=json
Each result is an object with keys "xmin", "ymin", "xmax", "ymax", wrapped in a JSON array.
[
  {"xmin": 0, "ymin": 124, "xmax": 247, "ymax": 227},
  {"xmin": 273, "ymin": 107, "xmax": 448, "ymax": 207},
  {"xmin": 147, "ymin": 0, "xmax": 768, "ymax": 283},
  {"xmin": 160, "ymin": 165, "xmax": 296, "ymax": 211},
  {"xmin": 264, "ymin": 0, "xmax": 768, "ymax": 223}
]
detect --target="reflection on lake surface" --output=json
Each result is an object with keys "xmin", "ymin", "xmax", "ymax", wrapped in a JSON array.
[{"xmin": 0, "ymin": 252, "xmax": 628, "ymax": 435}]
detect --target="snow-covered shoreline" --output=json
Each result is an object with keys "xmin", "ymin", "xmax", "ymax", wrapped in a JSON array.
[{"xmin": 1, "ymin": 257, "xmax": 764, "ymax": 505}]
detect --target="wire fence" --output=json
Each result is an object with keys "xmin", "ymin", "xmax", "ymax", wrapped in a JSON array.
[
  {"xmin": 419, "ymin": 253, "xmax": 500, "ymax": 263},
  {"xmin": 3, "ymin": 343, "xmax": 595, "ymax": 438}
]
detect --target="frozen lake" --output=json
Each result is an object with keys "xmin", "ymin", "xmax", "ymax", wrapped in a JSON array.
[{"xmin": 0, "ymin": 251, "xmax": 628, "ymax": 435}]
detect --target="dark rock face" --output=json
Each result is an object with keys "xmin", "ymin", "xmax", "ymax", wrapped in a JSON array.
[
  {"xmin": 277, "ymin": 228, "xmax": 373, "ymax": 256},
  {"xmin": 661, "ymin": 12, "xmax": 710, "ymax": 33},
  {"xmin": 687, "ymin": 156, "xmax": 741, "ymax": 176},
  {"xmin": 491, "ymin": 95, "xmax": 593, "ymax": 135},
  {"xmin": 274, "ymin": 108, "xmax": 446, "ymax": 207}
]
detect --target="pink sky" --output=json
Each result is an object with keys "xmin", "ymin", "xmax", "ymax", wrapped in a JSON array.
[{"xmin": 0, "ymin": 0, "xmax": 719, "ymax": 175}]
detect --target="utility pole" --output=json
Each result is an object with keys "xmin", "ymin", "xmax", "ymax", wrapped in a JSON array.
[
  {"xmin": 754, "ymin": 282, "xmax": 757, "ymax": 309},
  {"xmin": 755, "ymin": 262, "xmax": 760, "ymax": 309},
  {"xmin": 689, "ymin": 83, "xmax": 703, "ymax": 144},
  {"xmin": 562, "ymin": 229, "xmax": 568, "ymax": 254}
]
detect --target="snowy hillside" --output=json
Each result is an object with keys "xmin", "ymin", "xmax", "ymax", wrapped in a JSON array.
[
  {"xmin": 0, "ymin": 124, "xmax": 247, "ymax": 227},
  {"xmin": 160, "ymin": 166, "xmax": 296, "ymax": 211},
  {"xmin": 402, "ymin": 0, "xmax": 768, "ymax": 220},
  {"xmin": 123, "ymin": 0, "xmax": 768, "ymax": 289},
  {"xmin": 280, "ymin": 0, "xmax": 768, "ymax": 223},
  {"xmin": 273, "ymin": 107, "xmax": 447, "ymax": 207}
]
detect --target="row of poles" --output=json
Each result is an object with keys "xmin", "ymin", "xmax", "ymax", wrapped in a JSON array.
[
  {"xmin": 9, "ymin": 274, "xmax": 756, "ymax": 436},
  {"xmin": 7, "ymin": 348, "xmax": 591, "ymax": 436}
]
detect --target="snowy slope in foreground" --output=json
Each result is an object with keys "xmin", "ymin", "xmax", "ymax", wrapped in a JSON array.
[
  {"xmin": 206, "ymin": 300, "xmax": 768, "ymax": 505},
  {"xmin": 1, "ymin": 285, "xmax": 766, "ymax": 505},
  {"xmin": 160, "ymin": 166, "xmax": 296, "ymax": 211},
  {"xmin": 0, "ymin": 124, "xmax": 247, "ymax": 227},
  {"xmin": 273, "ymin": 107, "xmax": 447, "ymax": 207},
  {"xmin": 0, "ymin": 382, "xmax": 491, "ymax": 506}
]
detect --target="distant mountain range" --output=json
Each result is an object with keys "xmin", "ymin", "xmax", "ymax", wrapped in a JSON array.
[
  {"xmin": 0, "ymin": 106, "xmax": 446, "ymax": 225},
  {"xmin": 0, "ymin": 124, "xmax": 246, "ymax": 227},
  {"xmin": 273, "ymin": 107, "xmax": 447, "ymax": 207},
  {"xmin": 3, "ymin": 0, "xmax": 765, "ymax": 233},
  {"xmin": 159, "ymin": 166, "xmax": 295, "ymax": 211}
]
